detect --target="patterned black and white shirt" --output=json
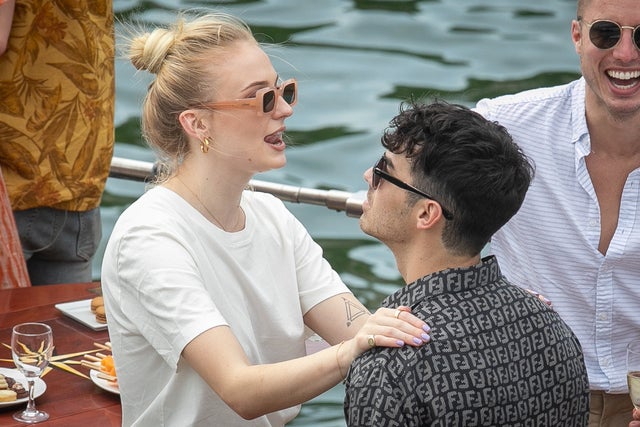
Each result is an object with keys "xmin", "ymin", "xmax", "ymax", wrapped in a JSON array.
[{"xmin": 344, "ymin": 256, "xmax": 589, "ymax": 426}]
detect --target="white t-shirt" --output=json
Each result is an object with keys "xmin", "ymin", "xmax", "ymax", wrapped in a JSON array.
[{"xmin": 101, "ymin": 187, "xmax": 350, "ymax": 426}]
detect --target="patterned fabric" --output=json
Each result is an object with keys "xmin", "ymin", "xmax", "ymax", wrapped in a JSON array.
[
  {"xmin": 0, "ymin": 166, "xmax": 30, "ymax": 289},
  {"xmin": 344, "ymin": 256, "xmax": 590, "ymax": 426},
  {"xmin": 475, "ymin": 79, "xmax": 640, "ymax": 393},
  {"xmin": 0, "ymin": 0, "xmax": 114, "ymax": 211}
]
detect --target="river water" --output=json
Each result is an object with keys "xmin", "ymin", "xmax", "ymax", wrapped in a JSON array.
[{"xmin": 101, "ymin": 1, "xmax": 581, "ymax": 425}]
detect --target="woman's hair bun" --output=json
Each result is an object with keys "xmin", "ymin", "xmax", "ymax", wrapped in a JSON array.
[{"xmin": 129, "ymin": 27, "xmax": 177, "ymax": 74}]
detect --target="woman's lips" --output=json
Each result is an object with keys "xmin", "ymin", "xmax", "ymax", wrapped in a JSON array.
[
  {"xmin": 264, "ymin": 130, "xmax": 286, "ymax": 151},
  {"xmin": 264, "ymin": 131, "xmax": 283, "ymax": 144}
]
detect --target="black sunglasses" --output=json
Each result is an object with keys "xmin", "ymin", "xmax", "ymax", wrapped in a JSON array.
[
  {"xmin": 372, "ymin": 156, "xmax": 453, "ymax": 220},
  {"xmin": 581, "ymin": 19, "xmax": 640, "ymax": 50},
  {"xmin": 202, "ymin": 79, "xmax": 297, "ymax": 115}
]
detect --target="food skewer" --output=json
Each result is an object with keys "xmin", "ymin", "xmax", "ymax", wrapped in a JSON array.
[
  {"xmin": 83, "ymin": 345, "xmax": 117, "ymax": 384},
  {"xmin": 81, "ymin": 360, "xmax": 101, "ymax": 370},
  {"xmin": 93, "ymin": 342, "xmax": 111, "ymax": 351},
  {"xmin": 81, "ymin": 360, "xmax": 117, "ymax": 381},
  {"xmin": 96, "ymin": 372, "xmax": 117, "ymax": 382}
]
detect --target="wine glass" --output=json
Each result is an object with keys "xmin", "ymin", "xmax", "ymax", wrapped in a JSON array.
[
  {"xmin": 627, "ymin": 340, "xmax": 640, "ymax": 411},
  {"xmin": 11, "ymin": 322, "xmax": 54, "ymax": 424}
]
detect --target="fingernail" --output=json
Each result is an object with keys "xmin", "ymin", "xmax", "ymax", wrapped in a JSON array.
[
  {"xmin": 421, "ymin": 333, "xmax": 431, "ymax": 342},
  {"xmin": 413, "ymin": 337, "xmax": 422, "ymax": 345},
  {"xmin": 396, "ymin": 340, "xmax": 405, "ymax": 347},
  {"xmin": 423, "ymin": 324, "xmax": 431, "ymax": 333}
]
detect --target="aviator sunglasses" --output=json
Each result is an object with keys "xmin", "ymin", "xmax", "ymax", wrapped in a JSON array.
[
  {"xmin": 201, "ymin": 78, "xmax": 297, "ymax": 115},
  {"xmin": 372, "ymin": 155, "xmax": 454, "ymax": 220},
  {"xmin": 580, "ymin": 19, "xmax": 640, "ymax": 50}
]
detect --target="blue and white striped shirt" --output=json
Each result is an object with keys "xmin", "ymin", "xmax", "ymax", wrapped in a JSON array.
[{"xmin": 475, "ymin": 78, "xmax": 640, "ymax": 393}]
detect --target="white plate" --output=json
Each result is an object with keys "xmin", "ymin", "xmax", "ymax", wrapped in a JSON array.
[
  {"xmin": 90, "ymin": 369, "xmax": 119, "ymax": 395},
  {"xmin": 55, "ymin": 299, "xmax": 107, "ymax": 331},
  {"xmin": 0, "ymin": 368, "xmax": 47, "ymax": 408}
]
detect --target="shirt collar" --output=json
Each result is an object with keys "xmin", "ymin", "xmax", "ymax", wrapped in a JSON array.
[
  {"xmin": 380, "ymin": 255, "xmax": 503, "ymax": 309},
  {"xmin": 571, "ymin": 77, "xmax": 591, "ymax": 157}
]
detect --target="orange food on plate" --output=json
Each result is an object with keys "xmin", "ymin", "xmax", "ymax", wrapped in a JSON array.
[{"xmin": 100, "ymin": 355, "xmax": 117, "ymax": 378}]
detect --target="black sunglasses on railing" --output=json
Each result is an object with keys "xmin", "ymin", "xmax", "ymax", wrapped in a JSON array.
[{"xmin": 372, "ymin": 155, "xmax": 454, "ymax": 220}]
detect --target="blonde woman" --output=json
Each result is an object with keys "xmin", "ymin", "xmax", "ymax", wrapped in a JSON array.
[{"xmin": 101, "ymin": 12, "xmax": 430, "ymax": 427}]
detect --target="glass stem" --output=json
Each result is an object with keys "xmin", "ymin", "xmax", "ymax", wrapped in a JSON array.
[{"xmin": 24, "ymin": 379, "xmax": 37, "ymax": 415}]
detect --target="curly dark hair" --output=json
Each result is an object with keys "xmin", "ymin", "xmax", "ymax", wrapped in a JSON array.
[{"xmin": 381, "ymin": 100, "xmax": 535, "ymax": 256}]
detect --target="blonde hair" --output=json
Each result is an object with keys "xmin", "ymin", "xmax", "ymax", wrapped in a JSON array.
[{"xmin": 127, "ymin": 12, "xmax": 255, "ymax": 179}]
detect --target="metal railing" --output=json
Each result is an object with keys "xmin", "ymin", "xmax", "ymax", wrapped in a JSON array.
[{"xmin": 109, "ymin": 157, "xmax": 365, "ymax": 218}]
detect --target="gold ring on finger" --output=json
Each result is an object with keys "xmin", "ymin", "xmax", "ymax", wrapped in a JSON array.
[
  {"xmin": 394, "ymin": 309, "xmax": 401, "ymax": 319},
  {"xmin": 367, "ymin": 334, "xmax": 376, "ymax": 348}
]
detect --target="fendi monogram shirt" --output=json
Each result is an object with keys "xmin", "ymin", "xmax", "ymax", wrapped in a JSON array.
[{"xmin": 344, "ymin": 256, "xmax": 589, "ymax": 426}]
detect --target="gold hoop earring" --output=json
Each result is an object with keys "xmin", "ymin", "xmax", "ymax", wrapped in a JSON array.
[{"xmin": 200, "ymin": 137, "xmax": 211, "ymax": 153}]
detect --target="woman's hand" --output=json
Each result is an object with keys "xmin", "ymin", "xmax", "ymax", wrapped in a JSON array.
[
  {"xmin": 341, "ymin": 305, "xmax": 430, "ymax": 360},
  {"xmin": 334, "ymin": 305, "xmax": 430, "ymax": 376},
  {"xmin": 360, "ymin": 305, "xmax": 430, "ymax": 349}
]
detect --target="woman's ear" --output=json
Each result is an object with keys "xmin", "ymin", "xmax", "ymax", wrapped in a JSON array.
[{"xmin": 178, "ymin": 110, "xmax": 205, "ymax": 139}]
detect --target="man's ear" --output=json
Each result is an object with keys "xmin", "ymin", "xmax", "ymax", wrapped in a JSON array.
[
  {"xmin": 571, "ymin": 20, "xmax": 583, "ymax": 55},
  {"xmin": 416, "ymin": 199, "xmax": 445, "ymax": 230},
  {"xmin": 178, "ymin": 110, "xmax": 206, "ymax": 139}
]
